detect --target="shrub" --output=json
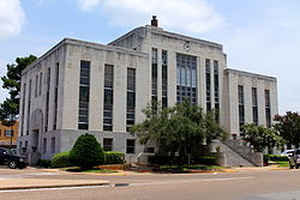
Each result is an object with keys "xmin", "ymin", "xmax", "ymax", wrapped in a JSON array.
[
  {"xmin": 51, "ymin": 152, "xmax": 72, "ymax": 168},
  {"xmin": 192, "ymin": 155, "xmax": 217, "ymax": 165},
  {"xmin": 38, "ymin": 159, "xmax": 52, "ymax": 168},
  {"xmin": 265, "ymin": 154, "xmax": 289, "ymax": 162},
  {"xmin": 69, "ymin": 134, "xmax": 104, "ymax": 169},
  {"xmin": 148, "ymin": 154, "xmax": 217, "ymax": 166},
  {"xmin": 104, "ymin": 152, "xmax": 125, "ymax": 164}
]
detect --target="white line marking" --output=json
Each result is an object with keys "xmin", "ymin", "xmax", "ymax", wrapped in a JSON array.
[{"xmin": 0, "ymin": 185, "xmax": 111, "ymax": 193}]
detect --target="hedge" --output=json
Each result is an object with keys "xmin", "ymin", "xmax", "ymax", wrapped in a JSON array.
[
  {"xmin": 51, "ymin": 151, "xmax": 125, "ymax": 168},
  {"xmin": 104, "ymin": 152, "xmax": 125, "ymax": 164},
  {"xmin": 51, "ymin": 151, "xmax": 72, "ymax": 168},
  {"xmin": 264, "ymin": 154, "xmax": 289, "ymax": 163}
]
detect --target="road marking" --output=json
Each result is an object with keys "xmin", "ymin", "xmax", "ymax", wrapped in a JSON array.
[
  {"xmin": 0, "ymin": 185, "xmax": 111, "ymax": 193},
  {"xmin": 130, "ymin": 176, "xmax": 255, "ymax": 187}
]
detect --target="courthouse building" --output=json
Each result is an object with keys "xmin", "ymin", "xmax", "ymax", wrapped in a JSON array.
[{"xmin": 18, "ymin": 17, "xmax": 278, "ymax": 161}]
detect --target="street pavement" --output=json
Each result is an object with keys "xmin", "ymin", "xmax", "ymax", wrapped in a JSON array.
[{"xmin": 1, "ymin": 167, "xmax": 300, "ymax": 200}]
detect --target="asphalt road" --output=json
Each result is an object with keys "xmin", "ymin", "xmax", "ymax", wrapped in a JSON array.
[{"xmin": 1, "ymin": 168, "xmax": 300, "ymax": 200}]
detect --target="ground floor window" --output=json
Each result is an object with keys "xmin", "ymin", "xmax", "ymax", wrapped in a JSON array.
[
  {"xmin": 51, "ymin": 137, "xmax": 55, "ymax": 153},
  {"xmin": 43, "ymin": 138, "xmax": 47, "ymax": 153},
  {"xmin": 103, "ymin": 138, "xmax": 113, "ymax": 151},
  {"xmin": 126, "ymin": 139, "xmax": 135, "ymax": 154}
]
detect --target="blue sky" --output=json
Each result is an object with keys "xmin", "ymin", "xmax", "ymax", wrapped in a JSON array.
[{"xmin": 1, "ymin": 0, "xmax": 300, "ymax": 114}]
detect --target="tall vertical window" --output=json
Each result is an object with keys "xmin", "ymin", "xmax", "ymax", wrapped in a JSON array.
[
  {"xmin": 238, "ymin": 85, "xmax": 245, "ymax": 134},
  {"xmin": 35, "ymin": 74, "xmax": 38, "ymax": 98},
  {"xmin": 26, "ymin": 80, "xmax": 32, "ymax": 135},
  {"xmin": 53, "ymin": 63, "xmax": 59, "ymax": 130},
  {"xmin": 78, "ymin": 61, "xmax": 90, "ymax": 130},
  {"xmin": 127, "ymin": 68, "xmax": 136, "ymax": 132},
  {"xmin": 162, "ymin": 50, "xmax": 168, "ymax": 108},
  {"xmin": 39, "ymin": 72, "xmax": 43, "ymax": 96},
  {"xmin": 152, "ymin": 48, "xmax": 158, "ymax": 110},
  {"xmin": 51, "ymin": 137, "xmax": 56, "ymax": 153},
  {"xmin": 21, "ymin": 83, "xmax": 26, "ymax": 136},
  {"xmin": 265, "ymin": 89, "xmax": 271, "ymax": 128},
  {"xmin": 45, "ymin": 68, "xmax": 51, "ymax": 132},
  {"xmin": 214, "ymin": 60, "xmax": 219, "ymax": 123},
  {"xmin": 176, "ymin": 54, "xmax": 197, "ymax": 104},
  {"xmin": 206, "ymin": 59, "xmax": 211, "ymax": 111},
  {"xmin": 103, "ymin": 64, "xmax": 114, "ymax": 131},
  {"xmin": 252, "ymin": 87, "xmax": 258, "ymax": 125}
]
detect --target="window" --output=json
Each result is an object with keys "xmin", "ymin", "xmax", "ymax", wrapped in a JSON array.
[
  {"xmin": 45, "ymin": 68, "xmax": 51, "ymax": 132},
  {"xmin": 35, "ymin": 74, "xmax": 38, "ymax": 98},
  {"xmin": 103, "ymin": 138, "xmax": 113, "ymax": 151},
  {"xmin": 206, "ymin": 59, "xmax": 211, "ymax": 111},
  {"xmin": 238, "ymin": 85, "xmax": 245, "ymax": 134},
  {"xmin": 53, "ymin": 63, "xmax": 59, "ymax": 130},
  {"xmin": 39, "ymin": 72, "xmax": 43, "ymax": 96},
  {"xmin": 252, "ymin": 88, "xmax": 258, "ymax": 125},
  {"xmin": 214, "ymin": 60, "xmax": 219, "ymax": 123},
  {"xmin": 144, "ymin": 147, "xmax": 155, "ymax": 153},
  {"xmin": 25, "ymin": 141, "xmax": 28, "ymax": 151},
  {"xmin": 127, "ymin": 68, "xmax": 136, "ymax": 132},
  {"xmin": 27, "ymin": 80, "xmax": 32, "ymax": 135},
  {"xmin": 162, "ymin": 50, "xmax": 168, "ymax": 108},
  {"xmin": 152, "ymin": 48, "xmax": 158, "ymax": 105},
  {"xmin": 78, "ymin": 61, "xmax": 90, "ymax": 130},
  {"xmin": 51, "ymin": 137, "xmax": 55, "ymax": 153},
  {"xmin": 126, "ymin": 139, "xmax": 135, "ymax": 154},
  {"xmin": 43, "ymin": 138, "xmax": 47, "ymax": 153},
  {"xmin": 265, "ymin": 89, "xmax": 271, "ymax": 128},
  {"xmin": 103, "ymin": 64, "xmax": 114, "ymax": 131},
  {"xmin": 21, "ymin": 83, "xmax": 26, "ymax": 136},
  {"xmin": 176, "ymin": 53, "xmax": 197, "ymax": 104}
]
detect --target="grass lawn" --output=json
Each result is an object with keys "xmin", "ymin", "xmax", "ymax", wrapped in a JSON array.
[
  {"xmin": 65, "ymin": 167, "xmax": 118, "ymax": 173},
  {"xmin": 275, "ymin": 161, "xmax": 289, "ymax": 168}
]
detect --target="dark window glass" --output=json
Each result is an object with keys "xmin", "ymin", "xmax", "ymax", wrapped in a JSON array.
[
  {"xmin": 51, "ymin": 137, "xmax": 55, "ymax": 153},
  {"xmin": 43, "ymin": 138, "xmax": 47, "ymax": 153},
  {"xmin": 103, "ymin": 64, "xmax": 114, "ymax": 131},
  {"xmin": 21, "ymin": 83, "xmax": 26, "ymax": 136},
  {"xmin": 127, "ymin": 68, "xmax": 136, "ymax": 131},
  {"xmin": 176, "ymin": 53, "xmax": 197, "ymax": 104},
  {"xmin": 126, "ymin": 139, "xmax": 135, "ymax": 154},
  {"xmin": 152, "ymin": 48, "xmax": 158, "ymax": 100},
  {"xmin": 78, "ymin": 60, "xmax": 90, "ymax": 130},
  {"xmin": 53, "ymin": 63, "xmax": 59, "ymax": 130},
  {"xmin": 35, "ymin": 74, "xmax": 38, "ymax": 98},
  {"xmin": 45, "ymin": 68, "xmax": 51, "ymax": 132},
  {"xmin": 27, "ymin": 80, "xmax": 32, "ymax": 135},
  {"xmin": 162, "ymin": 50, "xmax": 168, "ymax": 108},
  {"xmin": 265, "ymin": 89, "xmax": 271, "ymax": 128},
  {"xmin": 252, "ymin": 87, "xmax": 258, "ymax": 125},
  {"xmin": 238, "ymin": 85, "xmax": 245, "ymax": 133},
  {"xmin": 103, "ymin": 138, "xmax": 113, "ymax": 151},
  {"xmin": 206, "ymin": 59, "xmax": 211, "ymax": 109},
  {"xmin": 39, "ymin": 72, "xmax": 43, "ymax": 96}
]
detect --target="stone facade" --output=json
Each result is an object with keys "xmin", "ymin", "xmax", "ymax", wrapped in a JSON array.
[{"xmin": 17, "ymin": 20, "xmax": 278, "ymax": 162}]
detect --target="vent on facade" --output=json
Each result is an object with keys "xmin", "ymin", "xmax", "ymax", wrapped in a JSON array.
[{"xmin": 151, "ymin": 16, "xmax": 158, "ymax": 27}]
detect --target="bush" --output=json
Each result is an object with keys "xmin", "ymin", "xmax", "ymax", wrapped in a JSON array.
[
  {"xmin": 38, "ymin": 159, "xmax": 52, "ymax": 168},
  {"xmin": 192, "ymin": 155, "xmax": 217, "ymax": 165},
  {"xmin": 51, "ymin": 151, "xmax": 72, "ymax": 168},
  {"xmin": 69, "ymin": 134, "xmax": 104, "ymax": 169},
  {"xmin": 104, "ymin": 152, "xmax": 125, "ymax": 164},
  {"xmin": 264, "ymin": 154, "xmax": 289, "ymax": 162}
]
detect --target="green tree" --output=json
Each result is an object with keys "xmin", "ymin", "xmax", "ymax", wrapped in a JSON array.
[
  {"xmin": 273, "ymin": 112, "xmax": 300, "ymax": 148},
  {"xmin": 69, "ymin": 134, "xmax": 104, "ymax": 169},
  {"xmin": 241, "ymin": 123, "xmax": 283, "ymax": 153},
  {"xmin": 131, "ymin": 101, "xmax": 226, "ymax": 165},
  {"xmin": 0, "ymin": 55, "xmax": 37, "ymax": 125}
]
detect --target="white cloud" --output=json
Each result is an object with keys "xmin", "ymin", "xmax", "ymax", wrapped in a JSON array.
[
  {"xmin": 0, "ymin": 0, "xmax": 25, "ymax": 39},
  {"xmin": 77, "ymin": 0, "xmax": 224, "ymax": 33},
  {"xmin": 0, "ymin": 59, "xmax": 9, "ymax": 103}
]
